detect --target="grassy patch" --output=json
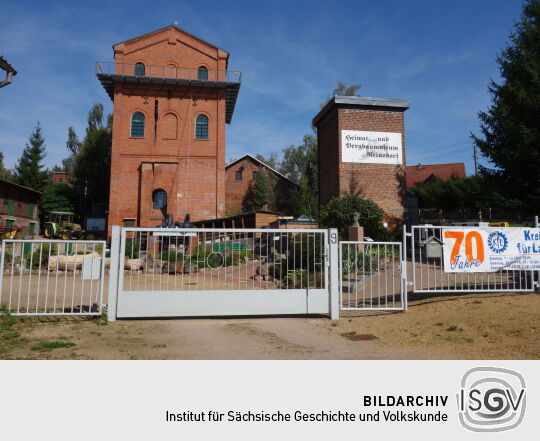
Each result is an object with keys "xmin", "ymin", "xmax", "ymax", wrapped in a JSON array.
[
  {"xmin": 93, "ymin": 312, "xmax": 108, "ymax": 326},
  {"xmin": 31, "ymin": 341, "xmax": 77, "ymax": 352},
  {"xmin": 153, "ymin": 344, "xmax": 167, "ymax": 348},
  {"xmin": 0, "ymin": 305, "xmax": 17, "ymax": 331},
  {"xmin": 2, "ymin": 332, "xmax": 21, "ymax": 340},
  {"xmin": 446, "ymin": 325, "xmax": 458, "ymax": 332}
]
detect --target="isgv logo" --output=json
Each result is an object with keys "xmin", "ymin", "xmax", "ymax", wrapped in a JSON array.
[
  {"xmin": 487, "ymin": 231, "xmax": 508, "ymax": 254},
  {"xmin": 457, "ymin": 367, "xmax": 526, "ymax": 432}
]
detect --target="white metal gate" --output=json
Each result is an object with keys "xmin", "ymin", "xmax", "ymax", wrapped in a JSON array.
[
  {"xmin": 109, "ymin": 227, "xmax": 333, "ymax": 318},
  {"xmin": 409, "ymin": 225, "xmax": 536, "ymax": 293},
  {"xmin": 0, "ymin": 239, "xmax": 106, "ymax": 316},
  {"xmin": 339, "ymin": 241, "xmax": 406, "ymax": 311}
]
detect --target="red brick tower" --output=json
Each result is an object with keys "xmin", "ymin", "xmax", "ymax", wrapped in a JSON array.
[
  {"xmin": 313, "ymin": 96, "xmax": 409, "ymax": 224},
  {"xmin": 97, "ymin": 26, "xmax": 240, "ymax": 235}
]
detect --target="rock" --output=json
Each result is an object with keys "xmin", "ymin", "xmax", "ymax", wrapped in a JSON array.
[
  {"xmin": 125, "ymin": 258, "xmax": 145, "ymax": 271},
  {"xmin": 254, "ymin": 264, "xmax": 269, "ymax": 281}
]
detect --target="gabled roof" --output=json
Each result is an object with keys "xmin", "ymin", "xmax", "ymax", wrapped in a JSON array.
[
  {"xmin": 114, "ymin": 25, "xmax": 228, "ymax": 57},
  {"xmin": 406, "ymin": 163, "xmax": 466, "ymax": 187},
  {"xmin": 0, "ymin": 178, "xmax": 41, "ymax": 194},
  {"xmin": 226, "ymin": 154, "xmax": 298, "ymax": 186}
]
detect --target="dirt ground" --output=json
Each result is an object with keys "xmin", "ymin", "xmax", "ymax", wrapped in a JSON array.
[{"xmin": 0, "ymin": 293, "xmax": 538, "ymax": 360}]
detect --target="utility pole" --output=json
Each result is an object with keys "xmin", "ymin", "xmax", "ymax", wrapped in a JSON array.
[{"xmin": 473, "ymin": 144, "xmax": 479, "ymax": 176}]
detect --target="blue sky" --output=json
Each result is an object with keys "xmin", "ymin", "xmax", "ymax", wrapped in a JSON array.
[{"xmin": 0, "ymin": 0, "xmax": 523, "ymax": 175}]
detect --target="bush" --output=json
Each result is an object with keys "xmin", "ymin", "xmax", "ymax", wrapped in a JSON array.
[
  {"xmin": 25, "ymin": 243, "xmax": 57, "ymax": 270},
  {"xmin": 319, "ymin": 195, "xmax": 388, "ymax": 240},
  {"xmin": 341, "ymin": 245, "xmax": 400, "ymax": 274},
  {"xmin": 124, "ymin": 240, "xmax": 140, "ymax": 258},
  {"xmin": 159, "ymin": 249, "xmax": 184, "ymax": 262},
  {"xmin": 189, "ymin": 243, "xmax": 253, "ymax": 268}
]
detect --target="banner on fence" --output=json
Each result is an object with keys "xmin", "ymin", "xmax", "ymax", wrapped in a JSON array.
[{"xmin": 442, "ymin": 227, "xmax": 540, "ymax": 272}]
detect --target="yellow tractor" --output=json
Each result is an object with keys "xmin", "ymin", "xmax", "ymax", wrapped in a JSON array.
[{"xmin": 43, "ymin": 211, "xmax": 83, "ymax": 240}]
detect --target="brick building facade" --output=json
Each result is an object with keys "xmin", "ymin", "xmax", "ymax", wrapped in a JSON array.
[
  {"xmin": 97, "ymin": 26, "xmax": 240, "ymax": 234},
  {"xmin": 52, "ymin": 172, "xmax": 70, "ymax": 185},
  {"xmin": 225, "ymin": 154, "xmax": 297, "ymax": 214},
  {"xmin": 0, "ymin": 179, "xmax": 40, "ymax": 235},
  {"xmin": 313, "ymin": 96, "xmax": 409, "ymax": 223}
]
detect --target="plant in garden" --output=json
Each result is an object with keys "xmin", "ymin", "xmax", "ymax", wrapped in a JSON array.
[
  {"xmin": 319, "ymin": 195, "xmax": 390, "ymax": 240},
  {"xmin": 159, "ymin": 249, "xmax": 184, "ymax": 262},
  {"xmin": 124, "ymin": 240, "xmax": 140, "ymax": 258},
  {"xmin": 24, "ymin": 243, "xmax": 57, "ymax": 270}
]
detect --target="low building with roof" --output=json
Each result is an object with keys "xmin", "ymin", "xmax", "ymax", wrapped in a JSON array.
[
  {"xmin": 0, "ymin": 179, "xmax": 40, "ymax": 235},
  {"xmin": 406, "ymin": 163, "xmax": 466, "ymax": 187},
  {"xmin": 225, "ymin": 154, "xmax": 298, "ymax": 215}
]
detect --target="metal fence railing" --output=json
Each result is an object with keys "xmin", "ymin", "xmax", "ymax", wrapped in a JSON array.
[
  {"xmin": 339, "ymin": 241, "xmax": 405, "ymax": 311},
  {"xmin": 0, "ymin": 240, "xmax": 106, "ymax": 316},
  {"xmin": 96, "ymin": 61, "xmax": 242, "ymax": 83},
  {"xmin": 410, "ymin": 225, "xmax": 535, "ymax": 293},
  {"xmin": 119, "ymin": 228, "xmax": 327, "ymax": 293}
]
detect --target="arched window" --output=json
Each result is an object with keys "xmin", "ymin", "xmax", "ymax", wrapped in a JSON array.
[
  {"xmin": 195, "ymin": 114, "xmax": 209, "ymax": 139},
  {"xmin": 197, "ymin": 66, "xmax": 208, "ymax": 81},
  {"xmin": 162, "ymin": 113, "xmax": 178, "ymax": 139},
  {"xmin": 131, "ymin": 112, "xmax": 145, "ymax": 137},
  {"xmin": 134, "ymin": 63, "xmax": 145, "ymax": 76},
  {"xmin": 152, "ymin": 189, "xmax": 167, "ymax": 210},
  {"xmin": 166, "ymin": 64, "xmax": 177, "ymax": 78}
]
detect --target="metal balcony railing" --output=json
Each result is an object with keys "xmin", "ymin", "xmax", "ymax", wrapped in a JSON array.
[{"xmin": 95, "ymin": 62, "xmax": 241, "ymax": 83}]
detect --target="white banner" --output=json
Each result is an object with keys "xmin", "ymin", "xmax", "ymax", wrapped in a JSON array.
[
  {"xmin": 442, "ymin": 227, "xmax": 540, "ymax": 272},
  {"xmin": 341, "ymin": 130, "xmax": 403, "ymax": 165}
]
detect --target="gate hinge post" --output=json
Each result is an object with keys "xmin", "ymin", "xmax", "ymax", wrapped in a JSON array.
[
  {"xmin": 107, "ymin": 225, "xmax": 121, "ymax": 322},
  {"xmin": 328, "ymin": 228, "xmax": 340, "ymax": 320}
]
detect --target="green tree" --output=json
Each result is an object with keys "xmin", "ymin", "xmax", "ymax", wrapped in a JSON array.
[
  {"xmin": 319, "ymin": 195, "xmax": 389, "ymax": 240},
  {"xmin": 331, "ymin": 81, "xmax": 361, "ymax": 97},
  {"xmin": 254, "ymin": 153, "xmax": 280, "ymax": 170},
  {"xmin": 59, "ymin": 126, "xmax": 81, "ymax": 177},
  {"xmin": 13, "ymin": 122, "xmax": 48, "ymax": 190},
  {"xmin": 0, "ymin": 152, "xmax": 15, "ymax": 181},
  {"xmin": 280, "ymin": 135, "xmax": 318, "ymax": 184},
  {"xmin": 280, "ymin": 134, "xmax": 319, "ymax": 217},
  {"xmin": 86, "ymin": 103, "xmax": 104, "ymax": 133},
  {"xmin": 40, "ymin": 183, "xmax": 75, "ymax": 222},
  {"xmin": 409, "ymin": 175, "xmax": 522, "ymax": 211},
  {"xmin": 249, "ymin": 169, "xmax": 269, "ymax": 211},
  {"xmin": 63, "ymin": 104, "xmax": 112, "ymax": 218},
  {"xmin": 289, "ymin": 174, "xmax": 318, "ymax": 218},
  {"xmin": 321, "ymin": 82, "xmax": 362, "ymax": 108},
  {"xmin": 471, "ymin": 0, "xmax": 540, "ymax": 212},
  {"xmin": 74, "ymin": 122, "xmax": 111, "ymax": 211}
]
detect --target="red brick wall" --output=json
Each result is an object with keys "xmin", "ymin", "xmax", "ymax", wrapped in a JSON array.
[
  {"xmin": 107, "ymin": 27, "xmax": 228, "ymax": 234},
  {"xmin": 225, "ymin": 159, "xmax": 260, "ymax": 214},
  {"xmin": 52, "ymin": 172, "xmax": 70, "ymax": 184},
  {"xmin": 318, "ymin": 105, "xmax": 407, "ymax": 222}
]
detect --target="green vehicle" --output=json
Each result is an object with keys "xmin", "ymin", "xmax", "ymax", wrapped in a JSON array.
[{"xmin": 44, "ymin": 211, "xmax": 83, "ymax": 240}]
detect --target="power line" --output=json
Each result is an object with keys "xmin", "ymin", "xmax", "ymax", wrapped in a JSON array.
[{"xmin": 408, "ymin": 139, "xmax": 470, "ymax": 155}]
